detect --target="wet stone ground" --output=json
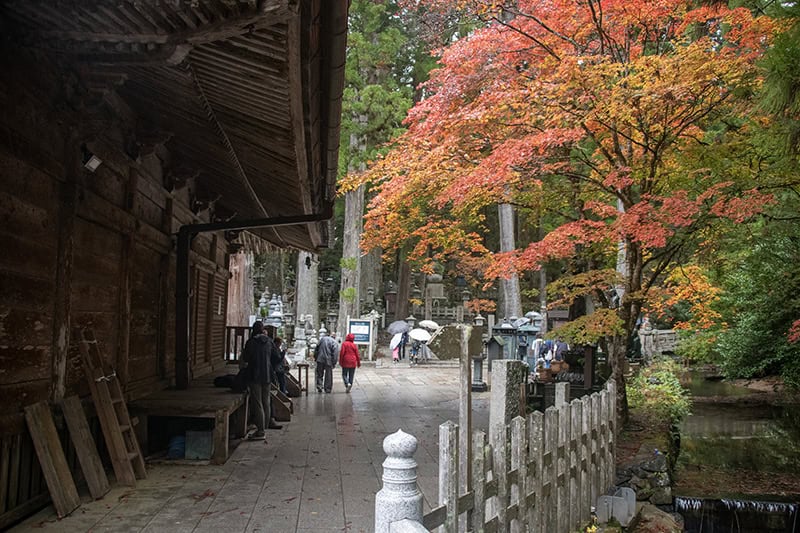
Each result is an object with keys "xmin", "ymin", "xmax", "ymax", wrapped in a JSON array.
[{"xmin": 13, "ymin": 365, "xmax": 490, "ymax": 533}]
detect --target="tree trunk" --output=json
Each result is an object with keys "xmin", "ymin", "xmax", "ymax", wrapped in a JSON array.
[
  {"xmin": 608, "ymin": 334, "xmax": 629, "ymax": 425},
  {"xmin": 615, "ymin": 198, "xmax": 628, "ymax": 305},
  {"xmin": 226, "ymin": 252, "xmax": 253, "ymax": 327},
  {"xmin": 296, "ymin": 251, "xmax": 319, "ymax": 330},
  {"xmin": 395, "ymin": 246, "xmax": 411, "ymax": 320},
  {"xmin": 338, "ymin": 185, "xmax": 364, "ymax": 333},
  {"xmin": 498, "ymin": 202, "xmax": 523, "ymax": 319},
  {"xmin": 360, "ymin": 245, "xmax": 382, "ymax": 311}
]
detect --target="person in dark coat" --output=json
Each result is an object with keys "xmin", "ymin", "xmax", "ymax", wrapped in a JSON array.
[
  {"xmin": 241, "ymin": 321, "xmax": 282, "ymax": 440},
  {"xmin": 339, "ymin": 333, "xmax": 361, "ymax": 393},
  {"xmin": 314, "ymin": 332, "xmax": 338, "ymax": 393}
]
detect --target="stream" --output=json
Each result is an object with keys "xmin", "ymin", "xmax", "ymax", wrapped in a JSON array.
[{"xmin": 674, "ymin": 371, "xmax": 800, "ymax": 532}]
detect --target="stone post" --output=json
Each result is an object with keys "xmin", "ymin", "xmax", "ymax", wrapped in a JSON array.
[
  {"xmin": 375, "ymin": 430, "xmax": 424, "ymax": 533},
  {"xmin": 555, "ymin": 382, "xmax": 571, "ymax": 406},
  {"xmin": 489, "ymin": 359, "xmax": 528, "ymax": 443}
]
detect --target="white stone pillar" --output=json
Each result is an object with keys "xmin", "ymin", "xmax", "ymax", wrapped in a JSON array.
[{"xmin": 375, "ymin": 430, "xmax": 424, "ymax": 533}]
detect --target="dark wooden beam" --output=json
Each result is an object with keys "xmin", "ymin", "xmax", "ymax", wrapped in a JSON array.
[
  {"xmin": 16, "ymin": 1, "xmax": 292, "ymax": 46},
  {"xmin": 50, "ymin": 135, "xmax": 79, "ymax": 403},
  {"xmin": 116, "ymin": 167, "xmax": 139, "ymax": 388}
]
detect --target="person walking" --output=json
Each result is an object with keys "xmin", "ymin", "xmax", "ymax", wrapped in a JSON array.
[
  {"xmin": 241, "ymin": 321, "xmax": 282, "ymax": 441},
  {"xmin": 314, "ymin": 331, "xmax": 338, "ymax": 393},
  {"xmin": 339, "ymin": 333, "xmax": 361, "ymax": 393}
]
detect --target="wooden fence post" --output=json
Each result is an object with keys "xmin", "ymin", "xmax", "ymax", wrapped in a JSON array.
[
  {"xmin": 569, "ymin": 397, "xmax": 583, "ymax": 529},
  {"xmin": 472, "ymin": 430, "xmax": 487, "ymax": 532},
  {"xmin": 543, "ymin": 407, "xmax": 558, "ymax": 532},
  {"xmin": 581, "ymin": 396, "xmax": 591, "ymax": 523},
  {"xmin": 607, "ymin": 380, "xmax": 617, "ymax": 492},
  {"xmin": 556, "ymin": 401, "xmax": 571, "ymax": 532},
  {"xmin": 590, "ymin": 393, "xmax": 601, "ymax": 504},
  {"xmin": 600, "ymin": 388, "xmax": 610, "ymax": 494},
  {"xmin": 439, "ymin": 421, "xmax": 459, "ymax": 533},
  {"xmin": 510, "ymin": 416, "xmax": 528, "ymax": 532},
  {"xmin": 527, "ymin": 411, "xmax": 544, "ymax": 530},
  {"xmin": 491, "ymin": 422, "xmax": 508, "ymax": 530}
]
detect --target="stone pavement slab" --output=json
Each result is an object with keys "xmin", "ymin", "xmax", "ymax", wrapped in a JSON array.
[{"xmin": 12, "ymin": 365, "xmax": 489, "ymax": 533}]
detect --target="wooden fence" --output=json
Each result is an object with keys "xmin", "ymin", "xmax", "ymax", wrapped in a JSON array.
[{"xmin": 425, "ymin": 380, "xmax": 616, "ymax": 532}]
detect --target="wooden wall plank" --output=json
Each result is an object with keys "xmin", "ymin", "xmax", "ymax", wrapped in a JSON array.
[
  {"xmin": 23, "ymin": 402, "xmax": 80, "ymax": 518},
  {"xmin": 60, "ymin": 396, "xmax": 110, "ymax": 500},
  {"xmin": 0, "ymin": 437, "xmax": 10, "ymax": 514}
]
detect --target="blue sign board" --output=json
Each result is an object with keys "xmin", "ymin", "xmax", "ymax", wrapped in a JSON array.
[{"xmin": 348, "ymin": 319, "xmax": 372, "ymax": 344}]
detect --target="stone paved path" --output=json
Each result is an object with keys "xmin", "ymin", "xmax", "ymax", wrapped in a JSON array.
[{"xmin": 13, "ymin": 365, "xmax": 490, "ymax": 533}]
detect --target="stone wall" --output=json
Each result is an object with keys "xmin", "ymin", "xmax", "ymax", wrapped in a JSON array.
[{"xmin": 616, "ymin": 443, "xmax": 676, "ymax": 506}]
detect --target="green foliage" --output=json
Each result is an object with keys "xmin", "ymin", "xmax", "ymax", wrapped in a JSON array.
[
  {"xmin": 628, "ymin": 359, "xmax": 692, "ymax": 425},
  {"xmin": 711, "ymin": 211, "xmax": 800, "ymax": 388},
  {"xmin": 339, "ymin": 0, "xmax": 420, "ymax": 176},
  {"xmin": 759, "ymin": 2, "xmax": 800, "ymax": 153},
  {"xmin": 339, "ymin": 256, "xmax": 358, "ymax": 271},
  {"xmin": 675, "ymin": 329, "xmax": 720, "ymax": 364},
  {"xmin": 340, "ymin": 287, "xmax": 357, "ymax": 303}
]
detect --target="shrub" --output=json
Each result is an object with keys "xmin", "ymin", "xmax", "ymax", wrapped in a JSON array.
[
  {"xmin": 674, "ymin": 328, "xmax": 719, "ymax": 364},
  {"xmin": 628, "ymin": 358, "xmax": 691, "ymax": 425}
]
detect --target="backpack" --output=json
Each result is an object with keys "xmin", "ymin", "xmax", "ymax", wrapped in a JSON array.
[{"xmin": 213, "ymin": 368, "xmax": 247, "ymax": 393}]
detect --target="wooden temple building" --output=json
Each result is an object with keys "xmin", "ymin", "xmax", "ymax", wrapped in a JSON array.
[{"xmin": 0, "ymin": 0, "xmax": 348, "ymax": 526}]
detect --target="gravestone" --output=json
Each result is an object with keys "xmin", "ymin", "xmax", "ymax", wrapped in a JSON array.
[{"xmin": 597, "ymin": 487, "xmax": 636, "ymax": 527}]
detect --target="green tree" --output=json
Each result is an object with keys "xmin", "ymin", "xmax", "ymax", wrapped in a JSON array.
[{"xmin": 332, "ymin": 1, "xmax": 433, "ymax": 331}]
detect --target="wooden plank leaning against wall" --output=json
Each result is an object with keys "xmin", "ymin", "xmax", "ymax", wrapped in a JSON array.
[{"xmin": 0, "ymin": 60, "xmax": 230, "ymax": 527}]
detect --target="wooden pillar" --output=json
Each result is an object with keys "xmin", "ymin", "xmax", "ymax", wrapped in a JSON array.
[
  {"xmin": 50, "ymin": 138, "xmax": 79, "ymax": 403},
  {"xmin": 157, "ymin": 198, "xmax": 173, "ymax": 379},
  {"xmin": 175, "ymin": 227, "xmax": 192, "ymax": 389},
  {"xmin": 117, "ymin": 168, "xmax": 139, "ymax": 387}
]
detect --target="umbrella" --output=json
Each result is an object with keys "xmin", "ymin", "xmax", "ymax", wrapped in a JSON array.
[
  {"xmin": 390, "ymin": 333, "xmax": 403, "ymax": 350},
  {"xmin": 419, "ymin": 320, "xmax": 440, "ymax": 330},
  {"xmin": 387, "ymin": 320, "xmax": 410, "ymax": 335},
  {"xmin": 408, "ymin": 328, "xmax": 432, "ymax": 342}
]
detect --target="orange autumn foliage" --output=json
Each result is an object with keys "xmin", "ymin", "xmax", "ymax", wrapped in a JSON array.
[{"xmin": 351, "ymin": 0, "xmax": 781, "ymax": 345}]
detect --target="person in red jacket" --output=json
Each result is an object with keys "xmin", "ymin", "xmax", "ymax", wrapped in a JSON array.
[{"xmin": 339, "ymin": 333, "xmax": 361, "ymax": 393}]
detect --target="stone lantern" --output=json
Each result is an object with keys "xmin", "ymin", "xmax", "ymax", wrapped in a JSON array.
[{"xmin": 472, "ymin": 314, "xmax": 488, "ymax": 392}]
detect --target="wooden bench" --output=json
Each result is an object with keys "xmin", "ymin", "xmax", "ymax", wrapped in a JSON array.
[{"xmin": 129, "ymin": 370, "xmax": 248, "ymax": 465}]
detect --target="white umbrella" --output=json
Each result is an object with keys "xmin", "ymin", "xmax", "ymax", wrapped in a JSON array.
[
  {"xmin": 387, "ymin": 320, "xmax": 410, "ymax": 334},
  {"xmin": 390, "ymin": 333, "xmax": 403, "ymax": 350},
  {"xmin": 419, "ymin": 320, "xmax": 440, "ymax": 330},
  {"xmin": 408, "ymin": 328, "xmax": 432, "ymax": 342}
]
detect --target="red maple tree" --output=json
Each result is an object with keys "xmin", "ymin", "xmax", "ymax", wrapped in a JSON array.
[{"xmin": 350, "ymin": 0, "xmax": 781, "ymax": 419}]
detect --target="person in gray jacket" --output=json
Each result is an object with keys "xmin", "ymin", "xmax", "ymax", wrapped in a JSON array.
[{"xmin": 314, "ymin": 332, "xmax": 339, "ymax": 393}]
